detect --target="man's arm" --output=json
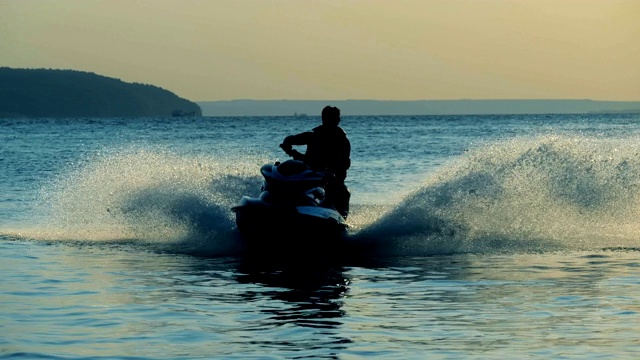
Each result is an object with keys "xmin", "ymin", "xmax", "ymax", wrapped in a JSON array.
[
  {"xmin": 279, "ymin": 143, "xmax": 305, "ymax": 161},
  {"xmin": 280, "ymin": 132, "xmax": 313, "ymax": 161},
  {"xmin": 282, "ymin": 132, "xmax": 313, "ymax": 146}
]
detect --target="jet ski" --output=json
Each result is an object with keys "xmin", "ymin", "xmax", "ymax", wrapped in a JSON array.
[{"xmin": 231, "ymin": 158, "xmax": 348, "ymax": 252}]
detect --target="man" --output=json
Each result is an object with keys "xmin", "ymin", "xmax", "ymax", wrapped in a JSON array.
[{"xmin": 280, "ymin": 105, "xmax": 351, "ymax": 219}]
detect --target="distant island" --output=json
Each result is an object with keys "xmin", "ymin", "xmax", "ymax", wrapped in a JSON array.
[
  {"xmin": 198, "ymin": 99, "xmax": 640, "ymax": 117},
  {"xmin": 2, "ymin": 67, "xmax": 638, "ymax": 118},
  {"xmin": 0, "ymin": 67, "xmax": 202, "ymax": 118}
]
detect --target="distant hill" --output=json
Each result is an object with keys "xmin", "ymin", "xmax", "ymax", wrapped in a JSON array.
[
  {"xmin": 198, "ymin": 99, "xmax": 640, "ymax": 117},
  {"xmin": 0, "ymin": 67, "xmax": 201, "ymax": 118}
]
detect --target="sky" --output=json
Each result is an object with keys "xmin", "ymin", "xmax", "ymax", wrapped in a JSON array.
[{"xmin": 1, "ymin": 0, "xmax": 639, "ymax": 102}]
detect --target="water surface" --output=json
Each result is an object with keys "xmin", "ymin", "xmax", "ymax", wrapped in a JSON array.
[{"xmin": 2, "ymin": 114, "xmax": 640, "ymax": 358}]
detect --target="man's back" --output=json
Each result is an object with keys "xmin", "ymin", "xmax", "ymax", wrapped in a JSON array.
[
  {"xmin": 300, "ymin": 124, "xmax": 351, "ymax": 181},
  {"xmin": 280, "ymin": 105, "xmax": 351, "ymax": 218}
]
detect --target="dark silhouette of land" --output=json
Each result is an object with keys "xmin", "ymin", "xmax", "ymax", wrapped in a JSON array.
[
  {"xmin": 0, "ymin": 67, "xmax": 201, "ymax": 118},
  {"xmin": 198, "ymin": 99, "xmax": 640, "ymax": 117},
  {"xmin": 2, "ymin": 67, "xmax": 638, "ymax": 118}
]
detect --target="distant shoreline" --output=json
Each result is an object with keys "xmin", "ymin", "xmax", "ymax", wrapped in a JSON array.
[
  {"xmin": 197, "ymin": 99, "xmax": 640, "ymax": 117},
  {"xmin": 0, "ymin": 67, "xmax": 201, "ymax": 118}
]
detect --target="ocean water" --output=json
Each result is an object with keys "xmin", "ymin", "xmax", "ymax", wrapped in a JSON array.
[{"xmin": 2, "ymin": 113, "xmax": 640, "ymax": 359}]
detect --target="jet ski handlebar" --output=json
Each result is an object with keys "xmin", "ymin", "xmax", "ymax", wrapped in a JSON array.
[{"xmin": 278, "ymin": 144, "xmax": 336, "ymax": 182}]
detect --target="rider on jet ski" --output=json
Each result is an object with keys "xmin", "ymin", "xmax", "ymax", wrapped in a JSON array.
[{"xmin": 280, "ymin": 105, "xmax": 351, "ymax": 219}]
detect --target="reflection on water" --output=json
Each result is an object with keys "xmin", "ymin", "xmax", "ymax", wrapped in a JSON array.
[
  {"xmin": 233, "ymin": 259, "xmax": 353, "ymax": 357},
  {"xmin": 235, "ymin": 259, "xmax": 350, "ymax": 325},
  {"xmin": 2, "ymin": 239, "xmax": 640, "ymax": 358}
]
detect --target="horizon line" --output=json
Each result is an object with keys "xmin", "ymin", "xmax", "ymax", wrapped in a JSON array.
[{"xmin": 195, "ymin": 98, "xmax": 640, "ymax": 103}]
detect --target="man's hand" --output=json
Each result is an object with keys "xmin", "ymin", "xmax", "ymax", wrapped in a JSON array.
[
  {"xmin": 279, "ymin": 143, "xmax": 292, "ymax": 152},
  {"xmin": 289, "ymin": 149, "xmax": 305, "ymax": 161}
]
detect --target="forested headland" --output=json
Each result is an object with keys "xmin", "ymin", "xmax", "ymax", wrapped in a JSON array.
[{"xmin": 0, "ymin": 67, "xmax": 201, "ymax": 118}]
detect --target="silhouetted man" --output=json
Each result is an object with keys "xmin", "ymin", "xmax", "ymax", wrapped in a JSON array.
[{"xmin": 280, "ymin": 105, "xmax": 351, "ymax": 219}]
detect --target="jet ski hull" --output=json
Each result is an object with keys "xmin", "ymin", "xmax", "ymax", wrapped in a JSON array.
[
  {"xmin": 231, "ymin": 159, "xmax": 349, "ymax": 255},
  {"xmin": 232, "ymin": 196, "xmax": 348, "ymax": 252}
]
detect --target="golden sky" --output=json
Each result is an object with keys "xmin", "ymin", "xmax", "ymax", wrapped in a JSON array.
[{"xmin": 1, "ymin": 0, "xmax": 639, "ymax": 101}]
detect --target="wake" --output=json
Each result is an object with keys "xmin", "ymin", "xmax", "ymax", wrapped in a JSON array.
[
  {"xmin": 353, "ymin": 134, "xmax": 640, "ymax": 255},
  {"xmin": 8, "ymin": 148, "xmax": 263, "ymax": 255},
  {"xmin": 7, "ymin": 134, "xmax": 640, "ymax": 257}
]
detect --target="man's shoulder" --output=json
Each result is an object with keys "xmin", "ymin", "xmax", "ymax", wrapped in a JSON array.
[{"xmin": 314, "ymin": 125, "xmax": 348, "ymax": 136}]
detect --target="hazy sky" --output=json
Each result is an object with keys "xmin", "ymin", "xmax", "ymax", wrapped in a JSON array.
[{"xmin": 2, "ymin": 0, "xmax": 639, "ymax": 101}]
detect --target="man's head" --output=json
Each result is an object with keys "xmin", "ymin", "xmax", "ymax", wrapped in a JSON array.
[{"xmin": 321, "ymin": 106, "xmax": 341, "ymax": 126}]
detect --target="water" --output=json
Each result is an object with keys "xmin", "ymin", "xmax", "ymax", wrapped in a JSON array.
[{"xmin": 2, "ymin": 113, "xmax": 640, "ymax": 359}]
